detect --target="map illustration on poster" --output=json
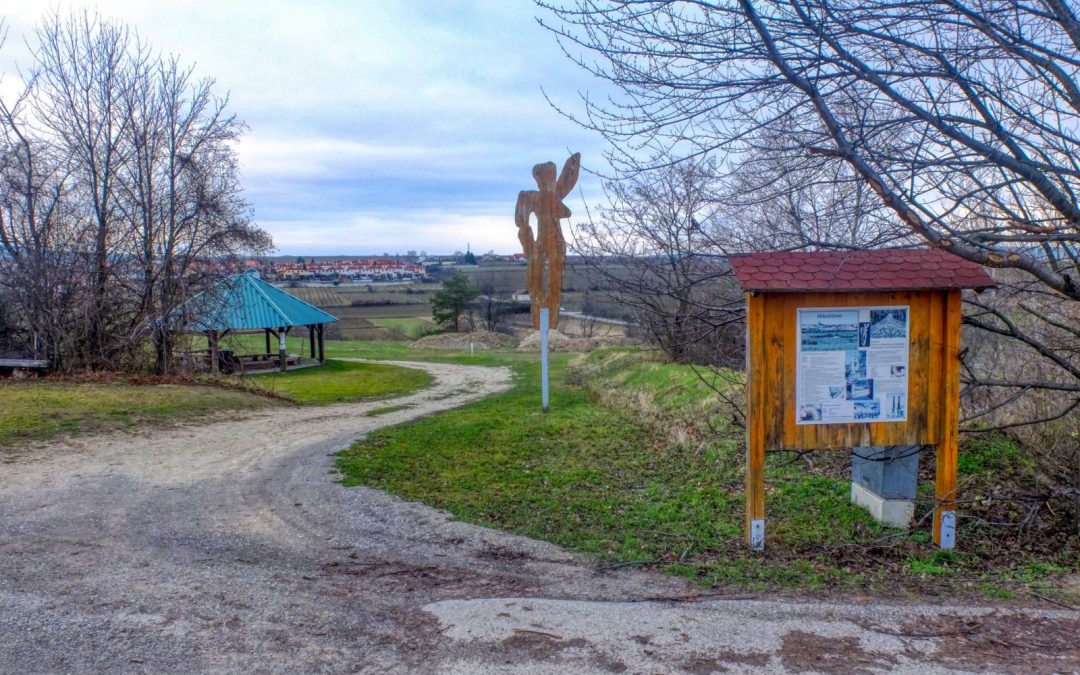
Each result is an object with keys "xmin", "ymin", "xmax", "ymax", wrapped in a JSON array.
[{"xmin": 795, "ymin": 306, "xmax": 909, "ymax": 425}]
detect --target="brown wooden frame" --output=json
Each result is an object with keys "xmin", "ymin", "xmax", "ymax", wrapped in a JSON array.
[{"xmin": 745, "ymin": 289, "xmax": 962, "ymax": 549}]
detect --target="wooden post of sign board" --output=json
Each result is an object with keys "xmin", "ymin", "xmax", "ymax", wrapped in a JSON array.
[
  {"xmin": 934, "ymin": 289, "xmax": 962, "ymax": 549},
  {"xmin": 745, "ymin": 293, "xmax": 766, "ymax": 550}
]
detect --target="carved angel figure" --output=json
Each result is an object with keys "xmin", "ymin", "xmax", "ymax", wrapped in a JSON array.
[{"xmin": 514, "ymin": 152, "xmax": 580, "ymax": 330}]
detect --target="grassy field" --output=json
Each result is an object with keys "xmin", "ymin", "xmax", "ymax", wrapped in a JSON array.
[
  {"xmin": 251, "ymin": 359, "xmax": 432, "ymax": 404},
  {"xmin": 338, "ymin": 343, "xmax": 1079, "ymax": 599},
  {"xmin": 0, "ymin": 380, "xmax": 275, "ymax": 447},
  {"xmin": 268, "ymin": 267, "xmax": 608, "ymax": 339},
  {"xmin": 371, "ymin": 317, "xmax": 439, "ymax": 339},
  {"xmin": 284, "ymin": 286, "xmax": 352, "ymax": 307},
  {"xmin": 0, "ymin": 345, "xmax": 438, "ymax": 447}
]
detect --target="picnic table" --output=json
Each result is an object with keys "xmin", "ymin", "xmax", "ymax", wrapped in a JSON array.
[{"xmin": 179, "ymin": 350, "xmax": 301, "ymax": 374}]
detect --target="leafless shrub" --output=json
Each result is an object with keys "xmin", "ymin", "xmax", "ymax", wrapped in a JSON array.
[{"xmin": 573, "ymin": 158, "xmax": 746, "ymax": 367}]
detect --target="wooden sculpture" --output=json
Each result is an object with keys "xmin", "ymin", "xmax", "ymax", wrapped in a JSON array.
[{"xmin": 515, "ymin": 152, "xmax": 580, "ymax": 330}]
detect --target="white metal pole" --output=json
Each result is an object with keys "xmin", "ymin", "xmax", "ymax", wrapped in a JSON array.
[{"xmin": 540, "ymin": 308, "xmax": 550, "ymax": 412}]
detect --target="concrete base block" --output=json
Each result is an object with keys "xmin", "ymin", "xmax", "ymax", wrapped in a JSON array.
[{"xmin": 851, "ymin": 482, "xmax": 914, "ymax": 528}]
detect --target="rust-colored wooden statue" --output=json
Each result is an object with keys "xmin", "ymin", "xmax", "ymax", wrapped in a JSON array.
[{"xmin": 515, "ymin": 152, "xmax": 580, "ymax": 330}]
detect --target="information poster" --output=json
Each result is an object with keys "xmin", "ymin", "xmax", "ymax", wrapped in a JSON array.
[{"xmin": 795, "ymin": 306, "xmax": 909, "ymax": 425}]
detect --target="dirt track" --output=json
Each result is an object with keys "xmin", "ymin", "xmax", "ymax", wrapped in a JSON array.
[{"xmin": 1, "ymin": 360, "xmax": 1077, "ymax": 674}]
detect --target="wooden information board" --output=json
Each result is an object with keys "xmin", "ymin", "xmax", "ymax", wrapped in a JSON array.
[{"xmin": 730, "ymin": 250, "xmax": 996, "ymax": 551}]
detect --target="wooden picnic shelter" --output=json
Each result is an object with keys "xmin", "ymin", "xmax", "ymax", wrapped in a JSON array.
[{"xmin": 183, "ymin": 273, "xmax": 338, "ymax": 373}]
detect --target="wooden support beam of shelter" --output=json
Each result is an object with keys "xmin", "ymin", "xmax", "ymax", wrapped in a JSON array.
[{"xmin": 278, "ymin": 326, "xmax": 290, "ymax": 373}]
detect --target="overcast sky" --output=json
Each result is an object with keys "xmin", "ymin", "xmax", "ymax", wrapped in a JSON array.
[{"xmin": 1, "ymin": 1, "xmax": 609, "ymax": 256}]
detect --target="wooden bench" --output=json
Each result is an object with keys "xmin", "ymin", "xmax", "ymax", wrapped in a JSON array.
[{"xmin": 0, "ymin": 358, "xmax": 50, "ymax": 379}]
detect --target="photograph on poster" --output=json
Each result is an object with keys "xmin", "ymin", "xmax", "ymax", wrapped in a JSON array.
[
  {"xmin": 796, "ymin": 306, "xmax": 909, "ymax": 425},
  {"xmin": 799, "ymin": 404, "xmax": 822, "ymax": 421},
  {"xmin": 858, "ymin": 322, "xmax": 871, "ymax": 347},
  {"xmin": 854, "ymin": 400, "xmax": 881, "ymax": 420},
  {"xmin": 847, "ymin": 378, "xmax": 874, "ymax": 400},
  {"xmin": 885, "ymin": 392, "xmax": 905, "ymax": 418},
  {"xmin": 870, "ymin": 309, "xmax": 907, "ymax": 339},
  {"xmin": 845, "ymin": 350, "xmax": 867, "ymax": 379},
  {"xmin": 800, "ymin": 310, "xmax": 859, "ymax": 351}
]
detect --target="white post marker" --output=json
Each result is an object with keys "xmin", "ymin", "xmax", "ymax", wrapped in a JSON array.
[
  {"xmin": 540, "ymin": 308, "xmax": 550, "ymax": 413},
  {"xmin": 750, "ymin": 519, "xmax": 765, "ymax": 551},
  {"xmin": 938, "ymin": 510, "xmax": 956, "ymax": 550}
]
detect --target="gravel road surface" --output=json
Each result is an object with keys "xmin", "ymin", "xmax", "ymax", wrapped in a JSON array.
[{"xmin": 1, "ymin": 360, "xmax": 1076, "ymax": 674}]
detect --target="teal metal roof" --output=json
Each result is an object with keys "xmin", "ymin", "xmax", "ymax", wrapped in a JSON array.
[{"xmin": 186, "ymin": 274, "xmax": 338, "ymax": 332}]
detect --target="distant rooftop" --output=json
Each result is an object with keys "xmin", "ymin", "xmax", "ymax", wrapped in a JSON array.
[{"xmin": 729, "ymin": 248, "xmax": 997, "ymax": 293}]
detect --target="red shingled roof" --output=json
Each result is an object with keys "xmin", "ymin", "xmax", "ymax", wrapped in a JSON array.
[{"xmin": 729, "ymin": 248, "xmax": 996, "ymax": 293}]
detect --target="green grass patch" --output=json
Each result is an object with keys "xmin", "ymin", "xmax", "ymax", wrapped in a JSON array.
[
  {"xmin": 336, "ymin": 342, "xmax": 1079, "ymax": 598},
  {"xmin": 958, "ymin": 433, "xmax": 1036, "ymax": 476},
  {"xmin": 0, "ymin": 380, "xmax": 272, "ymax": 447},
  {"xmin": 251, "ymin": 359, "xmax": 432, "ymax": 404},
  {"xmin": 576, "ymin": 347, "xmax": 740, "ymax": 411},
  {"xmin": 371, "ymin": 317, "xmax": 440, "ymax": 339},
  {"xmin": 337, "ymin": 351, "xmax": 897, "ymax": 591}
]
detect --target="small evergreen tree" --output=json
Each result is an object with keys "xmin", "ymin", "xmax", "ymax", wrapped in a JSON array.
[
  {"xmin": 462, "ymin": 250, "xmax": 477, "ymax": 265},
  {"xmin": 431, "ymin": 271, "xmax": 479, "ymax": 332}
]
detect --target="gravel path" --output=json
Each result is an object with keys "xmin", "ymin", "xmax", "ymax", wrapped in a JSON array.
[{"xmin": 1, "ymin": 360, "xmax": 1076, "ymax": 674}]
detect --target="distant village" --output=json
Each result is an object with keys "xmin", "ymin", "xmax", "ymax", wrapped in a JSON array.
[{"xmin": 252, "ymin": 252, "xmax": 527, "ymax": 283}]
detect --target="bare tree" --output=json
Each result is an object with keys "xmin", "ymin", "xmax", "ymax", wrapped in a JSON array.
[
  {"xmin": 475, "ymin": 273, "xmax": 510, "ymax": 332},
  {"xmin": 118, "ymin": 54, "xmax": 268, "ymax": 372},
  {"xmin": 30, "ymin": 11, "xmax": 137, "ymax": 365},
  {"xmin": 0, "ymin": 11, "xmax": 270, "ymax": 372},
  {"xmin": 720, "ymin": 124, "xmax": 909, "ymax": 252},
  {"xmin": 574, "ymin": 157, "xmax": 745, "ymax": 365},
  {"xmin": 0, "ymin": 24, "xmax": 89, "ymax": 367},
  {"xmin": 542, "ymin": 0, "xmax": 1080, "ymax": 408}
]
